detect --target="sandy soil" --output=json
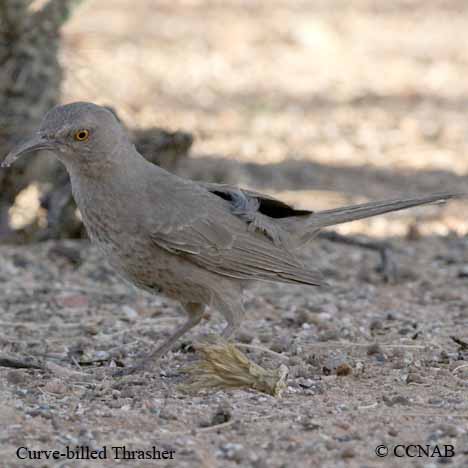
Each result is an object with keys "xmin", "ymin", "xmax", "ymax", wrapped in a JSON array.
[{"xmin": 1, "ymin": 0, "xmax": 468, "ymax": 467}]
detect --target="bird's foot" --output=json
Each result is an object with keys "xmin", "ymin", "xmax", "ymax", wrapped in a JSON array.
[{"xmin": 374, "ymin": 245, "xmax": 398, "ymax": 283}]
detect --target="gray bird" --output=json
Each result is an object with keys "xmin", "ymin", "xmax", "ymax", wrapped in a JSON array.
[{"xmin": 2, "ymin": 102, "xmax": 463, "ymax": 373}]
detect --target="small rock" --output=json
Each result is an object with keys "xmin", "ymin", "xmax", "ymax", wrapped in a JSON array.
[
  {"xmin": 340, "ymin": 447, "xmax": 355, "ymax": 459},
  {"xmin": 406, "ymin": 372, "xmax": 424, "ymax": 384},
  {"xmin": 336, "ymin": 363, "xmax": 352, "ymax": 377},
  {"xmin": 236, "ymin": 330, "xmax": 254, "ymax": 344},
  {"xmin": 300, "ymin": 418, "xmax": 321, "ymax": 431},
  {"xmin": 325, "ymin": 440, "xmax": 338, "ymax": 451},
  {"xmin": 271, "ymin": 336, "xmax": 292, "ymax": 353},
  {"xmin": 336, "ymin": 421, "xmax": 350, "ymax": 430},
  {"xmin": 121, "ymin": 305, "xmax": 139, "ymax": 321},
  {"xmin": 318, "ymin": 330, "xmax": 339, "ymax": 342},
  {"xmin": 200, "ymin": 402, "xmax": 232, "ymax": 428},
  {"xmin": 44, "ymin": 379, "xmax": 68, "ymax": 394},
  {"xmin": 436, "ymin": 350, "xmax": 450, "ymax": 364},
  {"xmin": 83, "ymin": 324, "xmax": 99, "ymax": 335},
  {"xmin": 27, "ymin": 405, "xmax": 53, "ymax": 419},
  {"xmin": 107, "ymin": 400, "xmax": 122, "ymax": 409},
  {"xmin": 11, "ymin": 254, "xmax": 29, "ymax": 268},
  {"xmin": 296, "ymin": 378, "xmax": 315, "ymax": 388},
  {"xmin": 220, "ymin": 443, "xmax": 245, "ymax": 462},
  {"xmin": 305, "ymin": 354, "xmax": 320, "ymax": 367},
  {"xmin": 369, "ymin": 319, "xmax": 384, "ymax": 334},
  {"xmin": 251, "ymin": 458, "xmax": 269, "ymax": 468},
  {"xmin": 367, "ymin": 343, "xmax": 383, "ymax": 355},
  {"xmin": 427, "ymin": 398, "xmax": 444, "ymax": 407},
  {"xmin": 295, "ymin": 308, "xmax": 313, "ymax": 326},
  {"xmin": 457, "ymin": 266, "xmax": 468, "ymax": 278},
  {"xmin": 382, "ymin": 395, "xmax": 411, "ymax": 406},
  {"xmin": 355, "ymin": 361, "xmax": 365, "ymax": 374},
  {"xmin": 429, "ymin": 424, "xmax": 459, "ymax": 439},
  {"xmin": 159, "ymin": 406, "xmax": 179, "ymax": 421},
  {"xmin": 6, "ymin": 370, "xmax": 27, "ymax": 385},
  {"xmin": 375, "ymin": 353, "xmax": 386, "ymax": 363},
  {"xmin": 392, "ymin": 360, "xmax": 406, "ymax": 370},
  {"xmin": 292, "ymin": 364, "xmax": 315, "ymax": 379},
  {"xmin": 48, "ymin": 244, "xmax": 82, "ymax": 265},
  {"xmin": 258, "ymin": 333, "xmax": 272, "ymax": 344},
  {"xmin": 56, "ymin": 294, "xmax": 89, "ymax": 308},
  {"xmin": 288, "ymin": 356, "xmax": 303, "ymax": 367}
]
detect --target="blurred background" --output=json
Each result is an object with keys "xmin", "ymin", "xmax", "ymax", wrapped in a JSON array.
[{"xmin": 1, "ymin": 0, "xmax": 468, "ymax": 243}]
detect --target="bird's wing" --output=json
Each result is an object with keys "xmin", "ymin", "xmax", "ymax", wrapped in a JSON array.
[
  {"xmin": 198, "ymin": 182, "xmax": 313, "ymax": 219},
  {"xmin": 196, "ymin": 182, "xmax": 312, "ymax": 248},
  {"xmin": 149, "ymin": 182, "xmax": 324, "ymax": 287}
]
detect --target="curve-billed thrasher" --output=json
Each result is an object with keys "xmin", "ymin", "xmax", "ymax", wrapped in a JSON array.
[{"xmin": 2, "ymin": 102, "xmax": 463, "ymax": 372}]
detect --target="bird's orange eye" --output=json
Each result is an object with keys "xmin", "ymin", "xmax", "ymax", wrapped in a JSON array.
[{"xmin": 74, "ymin": 129, "xmax": 89, "ymax": 141}]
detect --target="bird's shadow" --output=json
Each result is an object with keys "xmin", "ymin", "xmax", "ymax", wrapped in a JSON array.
[{"xmin": 179, "ymin": 154, "xmax": 467, "ymax": 202}]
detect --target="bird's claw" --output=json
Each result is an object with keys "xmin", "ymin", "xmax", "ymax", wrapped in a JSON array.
[{"xmin": 375, "ymin": 246, "xmax": 398, "ymax": 283}]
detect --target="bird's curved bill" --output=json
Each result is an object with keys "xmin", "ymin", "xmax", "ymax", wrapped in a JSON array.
[{"xmin": 1, "ymin": 135, "xmax": 55, "ymax": 168}]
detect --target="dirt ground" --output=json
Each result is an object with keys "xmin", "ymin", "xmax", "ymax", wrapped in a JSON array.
[{"xmin": 1, "ymin": 0, "xmax": 468, "ymax": 467}]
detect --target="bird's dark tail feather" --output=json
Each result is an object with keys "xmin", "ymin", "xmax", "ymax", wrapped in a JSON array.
[{"xmin": 305, "ymin": 192, "xmax": 464, "ymax": 230}]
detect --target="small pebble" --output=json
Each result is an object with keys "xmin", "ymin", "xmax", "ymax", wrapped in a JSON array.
[
  {"xmin": 56, "ymin": 294, "xmax": 89, "ymax": 308},
  {"xmin": 457, "ymin": 266, "xmax": 468, "ymax": 278},
  {"xmin": 121, "ymin": 305, "xmax": 139, "ymax": 321},
  {"xmin": 336, "ymin": 363, "xmax": 352, "ymax": 377},
  {"xmin": 208, "ymin": 402, "xmax": 232, "ymax": 427},
  {"xmin": 48, "ymin": 244, "xmax": 82, "ymax": 265},
  {"xmin": 406, "ymin": 372, "xmax": 424, "ymax": 384},
  {"xmin": 340, "ymin": 447, "xmax": 355, "ymax": 459},
  {"xmin": 237, "ymin": 330, "xmax": 254, "ymax": 344},
  {"xmin": 367, "ymin": 343, "xmax": 383, "ymax": 355},
  {"xmin": 44, "ymin": 379, "xmax": 68, "ymax": 394},
  {"xmin": 382, "ymin": 395, "xmax": 411, "ymax": 406},
  {"xmin": 220, "ymin": 443, "xmax": 245, "ymax": 462},
  {"xmin": 271, "ymin": 336, "xmax": 292, "ymax": 353},
  {"xmin": 301, "ymin": 418, "xmax": 321, "ymax": 431},
  {"xmin": 295, "ymin": 308, "xmax": 313, "ymax": 325},
  {"xmin": 318, "ymin": 330, "xmax": 339, "ymax": 342},
  {"xmin": 6, "ymin": 370, "xmax": 27, "ymax": 385}
]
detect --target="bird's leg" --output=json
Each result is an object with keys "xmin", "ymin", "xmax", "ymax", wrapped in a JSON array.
[
  {"xmin": 221, "ymin": 322, "xmax": 238, "ymax": 340},
  {"xmin": 318, "ymin": 230, "xmax": 397, "ymax": 282},
  {"xmin": 113, "ymin": 302, "xmax": 204, "ymax": 377},
  {"xmin": 146, "ymin": 303, "xmax": 205, "ymax": 361},
  {"xmin": 217, "ymin": 297, "xmax": 245, "ymax": 341}
]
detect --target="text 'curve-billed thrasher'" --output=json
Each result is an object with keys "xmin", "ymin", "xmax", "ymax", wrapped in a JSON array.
[{"xmin": 2, "ymin": 102, "xmax": 463, "ymax": 372}]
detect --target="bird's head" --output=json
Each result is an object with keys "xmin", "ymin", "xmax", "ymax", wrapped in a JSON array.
[{"xmin": 2, "ymin": 102, "xmax": 132, "ymax": 173}]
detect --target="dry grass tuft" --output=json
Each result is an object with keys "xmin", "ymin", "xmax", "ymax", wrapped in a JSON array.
[{"xmin": 180, "ymin": 337, "xmax": 288, "ymax": 397}]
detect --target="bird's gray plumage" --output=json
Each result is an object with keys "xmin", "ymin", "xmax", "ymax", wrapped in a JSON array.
[{"xmin": 2, "ymin": 102, "xmax": 464, "ymax": 371}]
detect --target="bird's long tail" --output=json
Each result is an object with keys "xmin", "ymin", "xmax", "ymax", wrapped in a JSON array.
[{"xmin": 304, "ymin": 192, "xmax": 463, "ymax": 230}]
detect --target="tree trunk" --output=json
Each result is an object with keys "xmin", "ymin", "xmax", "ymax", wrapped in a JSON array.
[{"xmin": 0, "ymin": 0, "xmax": 83, "ymax": 236}]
